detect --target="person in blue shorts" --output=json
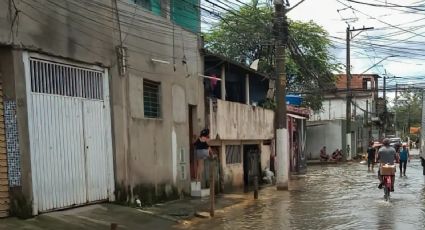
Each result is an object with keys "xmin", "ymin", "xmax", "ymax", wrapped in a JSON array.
[{"xmin": 399, "ymin": 144, "xmax": 410, "ymax": 177}]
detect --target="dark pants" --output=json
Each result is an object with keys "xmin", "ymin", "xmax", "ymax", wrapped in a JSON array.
[
  {"xmin": 368, "ymin": 159, "xmax": 374, "ymax": 168},
  {"xmin": 399, "ymin": 160, "xmax": 407, "ymax": 174},
  {"xmin": 421, "ymin": 158, "xmax": 425, "ymax": 175}
]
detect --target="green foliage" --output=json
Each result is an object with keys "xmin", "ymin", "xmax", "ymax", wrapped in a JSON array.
[
  {"xmin": 259, "ymin": 98, "xmax": 276, "ymax": 110},
  {"xmin": 204, "ymin": 2, "xmax": 341, "ymax": 111},
  {"xmin": 391, "ymin": 89, "xmax": 422, "ymax": 138}
]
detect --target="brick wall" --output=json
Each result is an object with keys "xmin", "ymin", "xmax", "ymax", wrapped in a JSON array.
[
  {"xmin": 335, "ymin": 74, "xmax": 377, "ymax": 90},
  {"xmin": 0, "ymin": 80, "xmax": 9, "ymax": 217}
]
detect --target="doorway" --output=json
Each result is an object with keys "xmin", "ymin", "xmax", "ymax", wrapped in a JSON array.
[
  {"xmin": 188, "ymin": 105, "xmax": 197, "ymax": 180},
  {"xmin": 243, "ymin": 144, "xmax": 261, "ymax": 188}
]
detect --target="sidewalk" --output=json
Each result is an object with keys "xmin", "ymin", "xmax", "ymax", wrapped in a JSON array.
[
  {"xmin": 0, "ymin": 203, "xmax": 177, "ymax": 230},
  {"xmin": 307, "ymin": 160, "xmax": 338, "ymax": 165},
  {"xmin": 0, "ymin": 191, "xmax": 255, "ymax": 229},
  {"xmin": 138, "ymin": 192, "xmax": 251, "ymax": 223}
]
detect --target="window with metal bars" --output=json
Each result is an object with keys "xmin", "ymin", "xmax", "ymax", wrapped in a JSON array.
[
  {"xmin": 143, "ymin": 79, "xmax": 161, "ymax": 118},
  {"xmin": 225, "ymin": 145, "xmax": 241, "ymax": 164},
  {"xmin": 29, "ymin": 58, "xmax": 103, "ymax": 100}
]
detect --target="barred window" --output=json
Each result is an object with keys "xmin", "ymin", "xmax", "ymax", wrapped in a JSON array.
[
  {"xmin": 29, "ymin": 58, "xmax": 103, "ymax": 100},
  {"xmin": 226, "ymin": 145, "xmax": 241, "ymax": 164},
  {"xmin": 143, "ymin": 79, "xmax": 161, "ymax": 118}
]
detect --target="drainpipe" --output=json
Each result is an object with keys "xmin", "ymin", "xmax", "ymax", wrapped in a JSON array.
[
  {"xmin": 245, "ymin": 73, "xmax": 250, "ymax": 105},
  {"xmin": 220, "ymin": 65, "xmax": 226, "ymax": 101}
]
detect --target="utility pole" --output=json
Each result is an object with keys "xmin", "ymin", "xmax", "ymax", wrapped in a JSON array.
[
  {"xmin": 345, "ymin": 26, "xmax": 373, "ymax": 160},
  {"xmin": 421, "ymin": 90, "xmax": 425, "ymax": 152},
  {"xmin": 383, "ymin": 71, "xmax": 387, "ymax": 138},
  {"xmin": 346, "ymin": 27, "xmax": 351, "ymax": 160},
  {"xmin": 395, "ymin": 83, "xmax": 398, "ymax": 136},
  {"xmin": 274, "ymin": 0, "xmax": 289, "ymax": 190}
]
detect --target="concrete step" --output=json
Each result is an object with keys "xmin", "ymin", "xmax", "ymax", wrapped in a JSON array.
[{"xmin": 190, "ymin": 181, "xmax": 210, "ymax": 197}]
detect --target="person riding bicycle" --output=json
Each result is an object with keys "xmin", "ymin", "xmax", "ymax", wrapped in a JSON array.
[{"xmin": 377, "ymin": 138, "xmax": 397, "ymax": 191}]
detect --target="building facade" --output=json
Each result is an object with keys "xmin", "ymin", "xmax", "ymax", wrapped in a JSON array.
[
  {"xmin": 0, "ymin": 0, "xmax": 203, "ymax": 216},
  {"xmin": 306, "ymin": 74, "xmax": 380, "ymax": 160},
  {"xmin": 203, "ymin": 53, "xmax": 275, "ymax": 192}
]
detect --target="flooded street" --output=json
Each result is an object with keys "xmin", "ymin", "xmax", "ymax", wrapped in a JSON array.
[{"xmin": 182, "ymin": 158, "xmax": 425, "ymax": 230}]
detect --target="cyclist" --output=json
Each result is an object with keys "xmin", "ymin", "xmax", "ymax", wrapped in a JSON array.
[{"xmin": 377, "ymin": 138, "xmax": 397, "ymax": 191}]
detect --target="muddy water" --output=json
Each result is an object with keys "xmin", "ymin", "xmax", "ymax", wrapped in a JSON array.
[{"xmin": 182, "ymin": 160, "xmax": 425, "ymax": 230}]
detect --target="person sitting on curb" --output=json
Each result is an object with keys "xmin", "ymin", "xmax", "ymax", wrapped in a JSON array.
[
  {"xmin": 320, "ymin": 146, "xmax": 329, "ymax": 161},
  {"xmin": 331, "ymin": 149, "xmax": 343, "ymax": 161}
]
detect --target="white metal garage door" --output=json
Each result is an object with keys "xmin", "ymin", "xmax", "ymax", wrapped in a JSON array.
[{"xmin": 23, "ymin": 53, "xmax": 114, "ymax": 214}]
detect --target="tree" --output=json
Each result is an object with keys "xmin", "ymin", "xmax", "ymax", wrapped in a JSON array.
[
  {"xmin": 391, "ymin": 90, "xmax": 422, "ymax": 140},
  {"xmin": 204, "ymin": 1, "xmax": 341, "ymax": 111}
]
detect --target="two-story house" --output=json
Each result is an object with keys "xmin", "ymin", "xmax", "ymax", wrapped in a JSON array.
[
  {"xmin": 200, "ymin": 53, "xmax": 309, "ymax": 193},
  {"xmin": 306, "ymin": 74, "xmax": 380, "ymax": 160}
]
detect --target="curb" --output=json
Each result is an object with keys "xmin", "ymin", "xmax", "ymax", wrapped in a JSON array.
[{"xmin": 137, "ymin": 209, "xmax": 183, "ymax": 223}]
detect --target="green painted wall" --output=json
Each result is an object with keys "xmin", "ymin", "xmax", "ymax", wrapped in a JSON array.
[
  {"xmin": 171, "ymin": 0, "xmax": 200, "ymax": 33},
  {"xmin": 132, "ymin": 0, "xmax": 161, "ymax": 16},
  {"xmin": 151, "ymin": 0, "xmax": 162, "ymax": 16}
]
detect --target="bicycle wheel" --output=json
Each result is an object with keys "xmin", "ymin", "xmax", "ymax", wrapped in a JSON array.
[{"xmin": 384, "ymin": 186, "xmax": 390, "ymax": 201}]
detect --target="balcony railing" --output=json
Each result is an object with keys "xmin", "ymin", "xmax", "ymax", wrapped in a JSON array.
[{"xmin": 209, "ymin": 98, "xmax": 274, "ymax": 140}]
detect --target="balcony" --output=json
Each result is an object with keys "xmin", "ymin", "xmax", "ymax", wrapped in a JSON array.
[{"xmin": 209, "ymin": 99, "xmax": 275, "ymax": 140}]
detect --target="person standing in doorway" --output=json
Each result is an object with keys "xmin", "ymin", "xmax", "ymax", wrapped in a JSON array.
[
  {"xmin": 399, "ymin": 144, "xmax": 410, "ymax": 177},
  {"xmin": 194, "ymin": 129, "xmax": 211, "ymax": 183},
  {"xmin": 367, "ymin": 141, "xmax": 376, "ymax": 171}
]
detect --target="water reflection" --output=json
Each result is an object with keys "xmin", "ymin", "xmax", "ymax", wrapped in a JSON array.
[{"xmin": 181, "ymin": 160, "xmax": 425, "ymax": 230}]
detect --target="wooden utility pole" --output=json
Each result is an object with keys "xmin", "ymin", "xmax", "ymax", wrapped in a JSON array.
[
  {"xmin": 209, "ymin": 158, "xmax": 215, "ymax": 217},
  {"xmin": 274, "ymin": 0, "xmax": 289, "ymax": 190}
]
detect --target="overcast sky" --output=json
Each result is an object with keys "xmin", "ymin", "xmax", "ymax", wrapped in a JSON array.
[
  {"xmin": 288, "ymin": 0, "xmax": 425, "ymax": 93},
  {"xmin": 202, "ymin": 0, "xmax": 425, "ymax": 100}
]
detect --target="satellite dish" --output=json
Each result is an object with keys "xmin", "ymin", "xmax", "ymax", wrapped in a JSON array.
[{"xmin": 250, "ymin": 59, "xmax": 259, "ymax": 71}]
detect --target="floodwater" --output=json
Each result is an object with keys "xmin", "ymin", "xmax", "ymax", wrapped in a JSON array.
[{"xmin": 182, "ymin": 158, "xmax": 425, "ymax": 230}]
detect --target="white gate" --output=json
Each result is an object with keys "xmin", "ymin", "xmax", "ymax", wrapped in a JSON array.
[{"xmin": 23, "ymin": 53, "xmax": 114, "ymax": 214}]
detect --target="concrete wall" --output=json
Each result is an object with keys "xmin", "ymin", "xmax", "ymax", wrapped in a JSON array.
[
  {"xmin": 113, "ymin": 2, "xmax": 205, "ymax": 195},
  {"xmin": 311, "ymin": 98, "xmax": 372, "ymax": 121},
  {"xmin": 0, "ymin": 0, "xmax": 114, "ymax": 66},
  {"xmin": 210, "ymin": 99, "xmax": 274, "ymax": 140},
  {"xmin": 261, "ymin": 143, "xmax": 272, "ymax": 171},
  {"xmin": 218, "ymin": 141, "xmax": 263, "ymax": 191},
  {"xmin": 218, "ymin": 141, "xmax": 244, "ymax": 191},
  {"xmin": 306, "ymin": 120, "xmax": 344, "ymax": 160},
  {"xmin": 0, "ymin": 48, "xmax": 35, "ymax": 211}
]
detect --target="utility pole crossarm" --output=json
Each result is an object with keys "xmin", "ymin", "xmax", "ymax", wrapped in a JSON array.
[
  {"xmin": 350, "ymin": 26, "xmax": 374, "ymax": 39},
  {"xmin": 286, "ymin": 0, "xmax": 306, "ymax": 13}
]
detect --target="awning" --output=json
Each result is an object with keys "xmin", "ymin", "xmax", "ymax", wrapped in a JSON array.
[{"xmin": 288, "ymin": 113, "xmax": 307, "ymax": 120}]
